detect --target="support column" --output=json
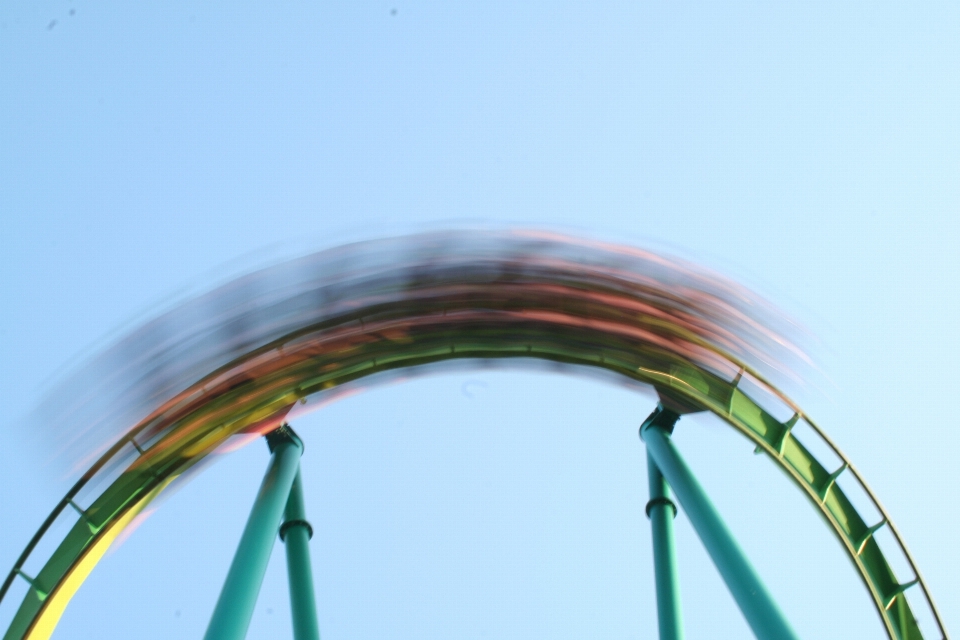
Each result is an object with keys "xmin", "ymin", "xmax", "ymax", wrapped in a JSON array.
[
  {"xmin": 640, "ymin": 405, "xmax": 799, "ymax": 640},
  {"xmin": 280, "ymin": 469, "xmax": 321, "ymax": 640},
  {"xmin": 205, "ymin": 425, "xmax": 303, "ymax": 640},
  {"xmin": 647, "ymin": 451, "xmax": 684, "ymax": 640}
]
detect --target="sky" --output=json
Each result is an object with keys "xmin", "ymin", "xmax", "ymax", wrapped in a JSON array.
[{"xmin": 1, "ymin": 2, "xmax": 959, "ymax": 638}]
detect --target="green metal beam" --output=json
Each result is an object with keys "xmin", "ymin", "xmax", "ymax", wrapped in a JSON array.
[
  {"xmin": 641, "ymin": 406, "xmax": 800, "ymax": 640},
  {"xmin": 204, "ymin": 426, "xmax": 303, "ymax": 640},
  {"xmin": 646, "ymin": 451, "xmax": 684, "ymax": 640},
  {"xmin": 280, "ymin": 468, "xmax": 321, "ymax": 640},
  {"xmin": 3, "ymin": 316, "xmax": 934, "ymax": 638}
]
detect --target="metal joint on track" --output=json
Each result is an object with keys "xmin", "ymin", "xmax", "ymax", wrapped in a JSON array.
[
  {"xmin": 279, "ymin": 519, "xmax": 313, "ymax": 542},
  {"xmin": 645, "ymin": 496, "xmax": 678, "ymax": 519}
]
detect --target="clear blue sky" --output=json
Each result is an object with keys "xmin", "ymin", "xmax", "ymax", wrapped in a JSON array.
[{"xmin": 1, "ymin": 2, "xmax": 958, "ymax": 638}]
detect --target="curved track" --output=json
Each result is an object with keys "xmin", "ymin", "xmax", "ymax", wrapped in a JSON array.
[{"xmin": 0, "ymin": 231, "xmax": 946, "ymax": 639}]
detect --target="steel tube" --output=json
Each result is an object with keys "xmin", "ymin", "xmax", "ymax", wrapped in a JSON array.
[
  {"xmin": 204, "ymin": 429, "xmax": 303, "ymax": 640},
  {"xmin": 647, "ymin": 451, "xmax": 684, "ymax": 640},
  {"xmin": 641, "ymin": 415, "xmax": 799, "ymax": 640},
  {"xmin": 282, "ymin": 469, "xmax": 321, "ymax": 640}
]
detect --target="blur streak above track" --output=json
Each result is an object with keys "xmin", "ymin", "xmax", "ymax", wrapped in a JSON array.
[{"xmin": 0, "ymin": 231, "xmax": 945, "ymax": 640}]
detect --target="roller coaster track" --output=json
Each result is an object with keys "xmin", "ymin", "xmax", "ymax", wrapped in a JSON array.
[{"xmin": 0, "ymin": 231, "xmax": 947, "ymax": 639}]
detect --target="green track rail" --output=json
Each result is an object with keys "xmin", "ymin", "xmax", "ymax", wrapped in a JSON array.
[{"xmin": 0, "ymin": 257, "xmax": 947, "ymax": 640}]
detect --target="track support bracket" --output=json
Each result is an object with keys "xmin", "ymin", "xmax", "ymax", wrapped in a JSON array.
[{"xmin": 641, "ymin": 404, "xmax": 801, "ymax": 640}]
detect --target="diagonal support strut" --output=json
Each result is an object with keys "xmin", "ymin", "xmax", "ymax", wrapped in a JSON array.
[
  {"xmin": 640, "ymin": 405, "xmax": 800, "ymax": 640},
  {"xmin": 204, "ymin": 425, "xmax": 304, "ymax": 640}
]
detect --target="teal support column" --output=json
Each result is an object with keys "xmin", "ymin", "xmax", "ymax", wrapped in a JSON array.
[
  {"xmin": 647, "ymin": 451, "xmax": 684, "ymax": 640},
  {"xmin": 205, "ymin": 425, "xmax": 303, "ymax": 640},
  {"xmin": 280, "ymin": 469, "xmax": 321, "ymax": 640},
  {"xmin": 640, "ymin": 406, "xmax": 800, "ymax": 640}
]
